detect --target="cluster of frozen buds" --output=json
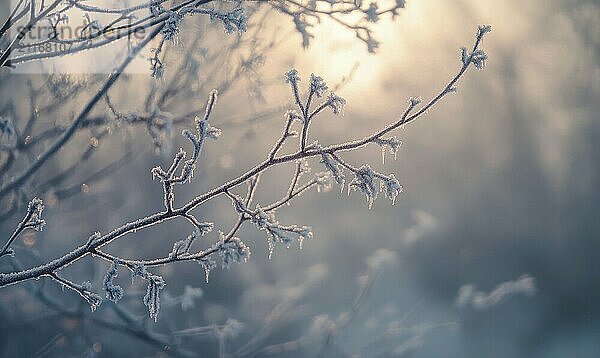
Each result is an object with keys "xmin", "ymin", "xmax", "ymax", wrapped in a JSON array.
[
  {"xmin": 152, "ymin": 90, "xmax": 220, "ymax": 188},
  {"xmin": 252, "ymin": 205, "xmax": 313, "ymax": 258},
  {"xmin": 150, "ymin": 6, "xmax": 247, "ymax": 77},
  {"xmin": 203, "ymin": 7, "xmax": 248, "ymax": 34},
  {"xmin": 93, "ymin": 90, "xmax": 224, "ymax": 320},
  {"xmin": 309, "ymin": 73, "xmax": 328, "ymax": 97},
  {"xmin": 461, "ymin": 48, "xmax": 488, "ymax": 70},
  {"xmin": 25, "ymin": 198, "xmax": 46, "ymax": 231},
  {"xmin": 326, "ymin": 92, "xmax": 346, "ymax": 115},
  {"xmin": 284, "ymin": 68, "xmax": 301, "ymax": 84},
  {"xmin": 284, "ymin": 69, "xmax": 346, "ymax": 116},
  {"xmin": 0, "ymin": 25, "xmax": 493, "ymax": 326},
  {"xmin": 213, "ymin": 232, "xmax": 251, "ymax": 269},
  {"xmin": 461, "ymin": 25, "xmax": 492, "ymax": 70},
  {"xmin": 163, "ymin": 11, "xmax": 183, "ymax": 43},
  {"xmin": 228, "ymin": 193, "xmax": 313, "ymax": 258},
  {"xmin": 346, "ymin": 165, "xmax": 403, "ymax": 208},
  {"xmin": 320, "ymin": 152, "xmax": 345, "ymax": 186}
]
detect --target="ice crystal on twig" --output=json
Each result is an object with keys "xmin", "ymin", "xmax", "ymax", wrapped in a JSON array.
[
  {"xmin": 373, "ymin": 136, "xmax": 402, "ymax": 164},
  {"xmin": 197, "ymin": 256, "xmax": 217, "ymax": 283}
]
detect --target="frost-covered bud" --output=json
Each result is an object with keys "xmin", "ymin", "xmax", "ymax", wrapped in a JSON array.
[
  {"xmin": 229, "ymin": 192, "xmax": 249, "ymax": 214},
  {"xmin": 309, "ymin": 74, "xmax": 328, "ymax": 97},
  {"xmin": 269, "ymin": 224, "xmax": 313, "ymax": 252},
  {"xmin": 163, "ymin": 11, "xmax": 183, "ymax": 43},
  {"xmin": 296, "ymin": 226, "xmax": 313, "ymax": 246},
  {"xmin": 206, "ymin": 125, "xmax": 222, "ymax": 140},
  {"xmin": 251, "ymin": 205, "xmax": 271, "ymax": 229},
  {"xmin": 366, "ymin": 37, "xmax": 379, "ymax": 53},
  {"xmin": 320, "ymin": 153, "xmax": 345, "ymax": 185},
  {"xmin": 197, "ymin": 256, "xmax": 216, "ymax": 283},
  {"xmin": 169, "ymin": 230, "xmax": 199, "ymax": 259},
  {"xmin": 225, "ymin": 8, "xmax": 248, "ymax": 33},
  {"xmin": 149, "ymin": 1, "xmax": 164, "ymax": 16},
  {"xmin": 196, "ymin": 222, "xmax": 214, "ymax": 236},
  {"xmin": 207, "ymin": 7, "xmax": 247, "ymax": 34},
  {"xmin": 478, "ymin": 24, "xmax": 492, "ymax": 37},
  {"xmin": 130, "ymin": 263, "xmax": 147, "ymax": 283},
  {"xmin": 102, "ymin": 261, "xmax": 124, "ymax": 303},
  {"xmin": 366, "ymin": 2, "xmax": 379, "ymax": 22},
  {"xmin": 22, "ymin": 198, "xmax": 46, "ymax": 232},
  {"xmin": 409, "ymin": 97, "xmax": 422, "ymax": 107},
  {"xmin": 349, "ymin": 165, "xmax": 378, "ymax": 208},
  {"xmin": 286, "ymin": 110, "xmax": 302, "ymax": 122},
  {"xmin": 268, "ymin": 227, "xmax": 296, "ymax": 247},
  {"xmin": 216, "ymin": 233, "xmax": 251, "ymax": 269},
  {"xmin": 379, "ymin": 173, "xmax": 403, "ymax": 205},
  {"xmin": 327, "ymin": 93, "xmax": 346, "ymax": 115},
  {"xmin": 178, "ymin": 160, "xmax": 196, "ymax": 182},
  {"xmin": 150, "ymin": 53, "xmax": 164, "ymax": 79},
  {"xmin": 461, "ymin": 48, "xmax": 489, "ymax": 70},
  {"xmin": 470, "ymin": 49, "xmax": 488, "ymax": 70},
  {"xmin": 248, "ymin": 207, "xmax": 311, "ymax": 257},
  {"xmin": 284, "ymin": 69, "xmax": 301, "ymax": 84},
  {"xmin": 197, "ymin": 119, "xmax": 221, "ymax": 140},
  {"xmin": 151, "ymin": 166, "xmax": 168, "ymax": 181}
]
